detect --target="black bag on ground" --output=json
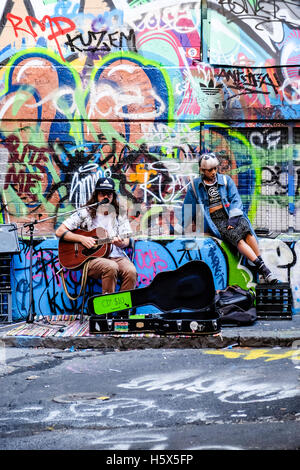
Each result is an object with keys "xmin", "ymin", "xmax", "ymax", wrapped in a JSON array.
[{"xmin": 215, "ymin": 285, "xmax": 257, "ymax": 326}]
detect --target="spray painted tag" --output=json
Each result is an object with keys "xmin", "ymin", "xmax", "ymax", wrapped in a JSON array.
[{"xmin": 93, "ymin": 292, "xmax": 132, "ymax": 315}]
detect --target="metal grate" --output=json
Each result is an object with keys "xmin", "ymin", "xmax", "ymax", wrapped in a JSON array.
[
  {"xmin": 0, "ymin": 255, "xmax": 12, "ymax": 323},
  {"xmin": 255, "ymin": 283, "xmax": 293, "ymax": 320},
  {"xmin": 0, "ymin": 292, "xmax": 12, "ymax": 323},
  {"xmin": 202, "ymin": 126, "xmax": 296, "ymax": 233},
  {"xmin": 0, "ymin": 255, "xmax": 11, "ymax": 291}
]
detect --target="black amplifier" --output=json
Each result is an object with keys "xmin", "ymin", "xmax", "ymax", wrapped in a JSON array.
[{"xmin": 0, "ymin": 224, "xmax": 20, "ymax": 254}]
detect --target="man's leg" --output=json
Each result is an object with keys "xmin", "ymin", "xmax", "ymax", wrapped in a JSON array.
[
  {"xmin": 114, "ymin": 257, "xmax": 137, "ymax": 291},
  {"xmin": 87, "ymin": 257, "xmax": 119, "ymax": 293}
]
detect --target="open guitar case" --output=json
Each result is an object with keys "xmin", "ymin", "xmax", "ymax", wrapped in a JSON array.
[{"xmin": 88, "ymin": 260, "xmax": 221, "ymax": 335}]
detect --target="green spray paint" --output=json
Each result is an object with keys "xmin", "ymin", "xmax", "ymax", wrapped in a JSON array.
[{"xmin": 219, "ymin": 240, "xmax": 254, "ymax": 289}]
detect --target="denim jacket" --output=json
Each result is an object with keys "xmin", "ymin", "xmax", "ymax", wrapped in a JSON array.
[{"xmin": 182, "ymin": 173, "xmax": 256, "ymax": 239}]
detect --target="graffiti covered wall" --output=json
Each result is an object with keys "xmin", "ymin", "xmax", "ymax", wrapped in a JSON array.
[{"xmin": 0, "ymin": 0, "xmax": 299, "ymax": 319}]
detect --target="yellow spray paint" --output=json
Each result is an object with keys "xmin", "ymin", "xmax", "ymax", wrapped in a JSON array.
[{"xmin": 203, "ymin": 348, "xmax": 300, "ymax": 362}]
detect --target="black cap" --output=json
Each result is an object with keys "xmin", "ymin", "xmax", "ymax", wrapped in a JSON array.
[{"xmin": 95, "ymin": 177, "xmax": 115, "ymax": 192}]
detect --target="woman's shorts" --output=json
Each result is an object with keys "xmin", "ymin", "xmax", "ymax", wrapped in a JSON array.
[{"xmin": 211, "ymin": 211, "xmax": 252, "ymax": 247}]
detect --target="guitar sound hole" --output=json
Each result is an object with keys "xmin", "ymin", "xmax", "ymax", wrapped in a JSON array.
[
  {"xmin": 82, "ymin": 247, "xmax": 97, "ymax": 256},
  {"xmin": 82, "ymin": 241, "xmax": 100, "ymax": 256}
]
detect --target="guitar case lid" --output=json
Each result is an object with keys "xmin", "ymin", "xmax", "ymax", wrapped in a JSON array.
[{"xmin": 88, "ymin": 260, "xmax": 217, "ymax": 317}]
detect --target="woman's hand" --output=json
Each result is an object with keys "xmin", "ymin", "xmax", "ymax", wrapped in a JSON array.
[{"xmin": 227, "ymin": 216, "xmax": 241, "ymax": 230}]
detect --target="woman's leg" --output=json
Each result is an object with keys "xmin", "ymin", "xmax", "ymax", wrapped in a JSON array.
[
  {"xmin": 245, "ymin": 233, "xmax": 260, "ymax": 257},
  {"xmin": 237, "ymin": 238, "xmax": 277, "ymax": 284},
  {"xmin": 236, "ymin": 239, "xmax": 258, "ymax": 262}
]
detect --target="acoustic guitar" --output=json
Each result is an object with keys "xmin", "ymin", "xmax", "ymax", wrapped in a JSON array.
[{"xmin": 58, "ymin": 227, "xmax": 135, "ymax": 270}]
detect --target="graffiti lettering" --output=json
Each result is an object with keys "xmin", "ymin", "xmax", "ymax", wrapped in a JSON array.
[
  {"xmin": 217, "ymin": 68, "xmax": 281, "ymax": 97},
  {"xmin": 65, "ymin": 29, "xmax": 137, "ymax": 54},
  {"xmin": 216, "ymin": 0, "xmax": 300, "ymax": 30},
  {"xmin": 217, "ymin": 0, "xmax": 278, "ymax": 18},
  {"xmin": 249, "ymin": 130, "xmax": 282, "ymax": 150},
  {"xmin": 129, "ymin": 3, "xmax": 201, "ymax": 34},
  {"xmin": 261, "ymin": 166, "xmax": 288, "ymax": 195},
  {"xmin": 208, "ymin": 245, "xmax": 225, "ymax": 287},
  {"xmin": 3, "ymin": 136, "xmax": 51, "ymax": 204},
  {"xmin": 69, "ymin": 163, "xmax": 111, "ymax": 209},
  {"xmin": 135, "ymin": 249, "xmax": 168, "ymax": 273},
  {"xmin": 6, "ymin": 13, "xmax": 76, "ymax": 62}
]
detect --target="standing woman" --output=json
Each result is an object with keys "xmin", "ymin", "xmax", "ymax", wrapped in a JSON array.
[
  {"xmin": 56, "ymin": 177, "xmax": 137, "ymax": 294},
  {"xmin": 182, "ymin": 153, "xmax": 277, "ymax": 284}
]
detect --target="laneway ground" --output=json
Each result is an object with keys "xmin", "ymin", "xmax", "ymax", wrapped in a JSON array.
[{"xmin": 0, "ymin": 346, "xmax": 299, "ymax": 451}]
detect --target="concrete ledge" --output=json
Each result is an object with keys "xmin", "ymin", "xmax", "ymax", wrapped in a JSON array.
[
  {"xmin": 1, "ymin": 315, "xmax": 300, "ymax": 350},
  {"xmin": 0, "ymin": 332, "xmax": 227, "ymax": 350},
  {"xmin": 1, "ymin": 327, "xmax": 300, "ymax": 350}
]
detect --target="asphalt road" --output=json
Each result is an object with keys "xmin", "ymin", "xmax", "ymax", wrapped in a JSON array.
[{"xmin": 0, "ymin": 345, "xmax": 300, "ymax": 451}]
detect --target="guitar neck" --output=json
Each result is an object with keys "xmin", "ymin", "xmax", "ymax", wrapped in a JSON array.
[
  {"xmin": 95, "ymin": 231, "xmax": 141, "ymax": 246},
  {"xmin": 77, "ymin": 229, "xmax": 161, "ymax": 247}
]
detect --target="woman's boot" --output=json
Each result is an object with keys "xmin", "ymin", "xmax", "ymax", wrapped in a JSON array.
[{"xmin": 253, "ymin": 256, "xmax": 278, "ymax": 284}]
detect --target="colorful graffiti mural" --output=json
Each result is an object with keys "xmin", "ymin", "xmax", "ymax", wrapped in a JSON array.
[
  {"xmin": 9, "ymin": 235, "xmax": 300, "ymax": 320},
  {"xmin": 0, "ymin": 0, "xmax": 299, "ymax": 319}
]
